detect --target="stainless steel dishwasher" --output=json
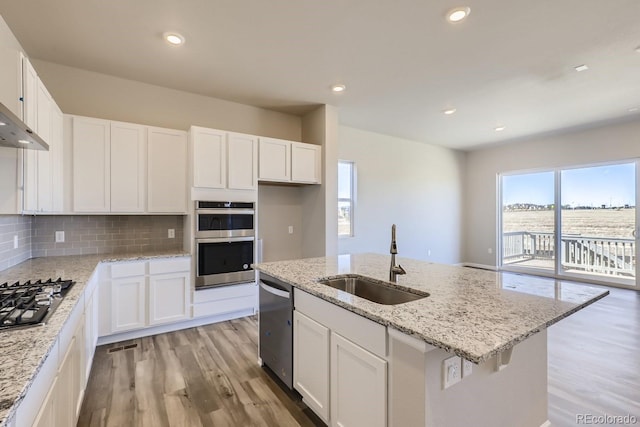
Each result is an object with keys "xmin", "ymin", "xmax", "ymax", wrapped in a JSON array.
[{"xmin": 259, "ymin": 273, "xmax": 294, "ymax": 389}]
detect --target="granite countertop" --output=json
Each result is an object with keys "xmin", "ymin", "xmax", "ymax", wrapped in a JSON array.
[
  {"xmin": 254, "ymin": 253, "xmax": 609, "ymax": 364},
  {"xmin": 0, "ymin": 250, "xmax": 190, "ymax": 427}
]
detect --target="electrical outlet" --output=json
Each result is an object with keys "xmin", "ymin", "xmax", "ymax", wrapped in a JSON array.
[
  {"xmin": 288, "ymin": 226, "xmax": 294, "ymax": 234},
  {"xmin": 488, "ymin": 247, "xmax": 493, "ymax": 254},
  {"xmin": 168, "ymin": 229, "xmax": 175, "ymax": 238},
  {"xmin": 55, "ymin": 231, "xmax": 65, "ymax": 243},
  {"xmin": 13, "ymin": 235, "xmax": 18, "ymax": 249},
  {"xmin": 462, "ymin": 359, "xmax": 473, "ymax": 377},
  {"xmin": 442, "ymin": 356, "xmax": 462, "ymax": 389}
]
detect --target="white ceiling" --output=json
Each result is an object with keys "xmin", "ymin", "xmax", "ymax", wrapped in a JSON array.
[{"xmin": 2, "ymin": 0, "xmax": 640, "ymax": 150}]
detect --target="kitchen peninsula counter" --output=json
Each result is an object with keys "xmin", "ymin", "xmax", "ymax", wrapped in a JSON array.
[
  {"xmin": 0, "ymin": 251, "xmax": 189, "ymax": 427},
  {"xmin": 255, "ymin": 253, "xmax": 608, "ymax": 364}
]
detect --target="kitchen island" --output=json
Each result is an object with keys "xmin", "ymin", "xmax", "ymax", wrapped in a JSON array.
[{"xmin": 255, "ymin": 253, "xmax": 609, "ymax": 427}]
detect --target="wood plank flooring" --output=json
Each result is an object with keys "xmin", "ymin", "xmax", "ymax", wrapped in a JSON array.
[
  {"xmin": 78, "ymin": 317, "xmax": 322, "ymax": 427},
  {"xmin": 79, "ymin": 285, "xmax": 640, "ymax": 427}
]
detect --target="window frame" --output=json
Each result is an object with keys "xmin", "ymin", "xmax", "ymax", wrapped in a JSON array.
[{"xmin": 338, "ymin": 160, "xmax": 356, "ymax": 238}]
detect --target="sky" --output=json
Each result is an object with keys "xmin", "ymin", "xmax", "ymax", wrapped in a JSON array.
[{"xmin": 502, "ymin": 163, "xmax": 636, "ymax": 207}]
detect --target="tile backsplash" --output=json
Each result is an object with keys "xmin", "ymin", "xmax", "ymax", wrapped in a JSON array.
[
  {"xmin": 32, "ymin": 215, "xmax": 185, "ymax": 257},
  {"xmin": 0, "ymin": 216, "xmax": 32, "ymax": 271}
]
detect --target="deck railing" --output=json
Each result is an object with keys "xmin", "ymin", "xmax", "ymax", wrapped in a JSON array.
[{"xmin": 503, "ymin": 231, "xmax": 636, "ymax": 277}]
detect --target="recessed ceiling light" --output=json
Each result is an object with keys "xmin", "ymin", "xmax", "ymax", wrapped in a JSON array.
[
  {"xmin": 629, "ymin": 107, "xmax": 639, "ymax": 113},
  {"xmin": 635, "ymin": 46, "xmax": 640, "ymax": 53},
  {"xmin": 0, "ymin": 121, "xmax": 6, "ymax": 126},
  {"xmin": 446, "ymin": 7, "xmax": 471, "ymax": 23},
  {"xmin": 443, "ymin": 108, "xmax": 457, "ymax": 115},
  {"xmin": 494, "ymin": 126, "xmax": 506, "ymax": 132},
  {"xmin": 331, "ymin": 84, "xmax": 346, "ymax": 93},
  {"xmin": 574, "ymin": 64, "xmax": 589, "ymax": 72},
  {"xmin": 18, "ymin": 139, "xmax": 31, "ymax": 144},
  {"xmin": 163, "ymin": 32, "xmax": 185, "ymax": 46}
]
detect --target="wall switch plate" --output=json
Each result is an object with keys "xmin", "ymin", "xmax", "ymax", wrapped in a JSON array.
[
  {"xmin": 288, "ymin": 226, "xmax": 294, "ymax": 234},
  {"xmin": 13, "ymin": 235, "xmax": 18, "ymax": 249},
  {"xmin": 488, "ymin": 247, "xmax": 493, "ymax": 254},
  {"xmin": 168, "ymin": 229, "xmax": 175, "ymax": 238},
  {"xmin": 443, "ymin": 356, "xmax": 462, "ymax": 389},
  {"xmin": 55, "ymin": 231, "xmax": 65, "ymax": 243},
  {"xmin": 462, "ymin": 359, "xmax": 473, "ymax": 377}
]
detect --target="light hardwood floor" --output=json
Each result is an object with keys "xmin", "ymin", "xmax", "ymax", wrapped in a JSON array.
[{"xmin": 79, "ymin": 285, "xmax": 640, "ymax": 427}]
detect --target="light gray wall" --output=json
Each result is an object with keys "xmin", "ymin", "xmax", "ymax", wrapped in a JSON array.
[
  {"xmin": 338, "ymin": 126, "xmax": 466, "ymax": 264},
  {"xmin": 464, "ymin": 118, "xmax": 640, "ymax": 266},
  {"xmin": 257, "ymin": 185, "xmax": 304, "ymax": 262},
  {"xmin": 30, "ymin": 59, "xmax": 302, "ymax": 141}
]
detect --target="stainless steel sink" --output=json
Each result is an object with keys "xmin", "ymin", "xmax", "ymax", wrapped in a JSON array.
[{"xmin": 318, "ymin": 275, "xmax": 429, "ymax": 305}]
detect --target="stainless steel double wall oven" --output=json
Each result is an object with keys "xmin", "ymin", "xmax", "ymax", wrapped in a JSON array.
[{"xmin": 195, "ymin": 201, "xmax": 255, "ymax": 289}]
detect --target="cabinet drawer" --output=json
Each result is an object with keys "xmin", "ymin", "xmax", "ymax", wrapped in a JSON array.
[
  {"xmin": 295, "ymin": 289, "xmax": 387, "ymax": 359},
  {"xmin": 193, "ymin": 283, "xmax": 255, "ymax": 303},
  {"xmin": 110, "ymin": 261, "xmax": 146, "ymax": 278},
  {"xmin": 193, "ymin": 294, "xmax": 255, "ymax": 318},
  {"xmin": 149, "ymin": 257, "xmax": 190, "ymax": 275}
]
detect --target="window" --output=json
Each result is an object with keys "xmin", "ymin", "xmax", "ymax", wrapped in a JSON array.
[
  {"xmin": 500, "ymin": 161, "xmax": 637, "ymax": 287},
  {"xmin": 338, "ymin": 161, "xmax": 355, "ymax": 237}
]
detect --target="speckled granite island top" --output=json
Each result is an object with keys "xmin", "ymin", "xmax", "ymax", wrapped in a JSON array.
[
  {"xmin": 0, "ymin": 250, "xmax": 189, "ymax": 427},
  {"xmin": 254, "ymin": 253, "xmax": 609, "ymax": 364}
]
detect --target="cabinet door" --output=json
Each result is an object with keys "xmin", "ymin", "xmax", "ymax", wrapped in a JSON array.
[
  {"xmin": 56, "ymin": 336, "xmax": 76, "ymax": 427},
  {"xmin": 51, "ymin": 104, "xmax": 64, "ymax": 212},
  {"xmin": 21, "ymin": 59, "xmax": 38, "ymax": 212},
  {"xmin": 228, "ymin": 132, "xmax": 258, "ymax": 190},
  {"xmin": 111, "ymin": 121, "xmax": 146, "ymax": 212},
  {"xmin": 191, "ymin": 127, "xmax": 226, "ymax": 189},
  {"xmin": 258, "ymin": 137, "xmax": 290, "ymax": 182},
  {"xmin": 148, "ymin": 127, "xmax": 187, "ymax": 213},
  {"xmin": 111, "ymin": 276, "xmax": 146, "ymax": 332},
  {"xmin": 291, "ymin": 142, "xmax": 321, "ymax": 184},
  {"xmin": 35, "ymin": 81, "xmax": 53, "ymax": 211},
  {"xmin": 148, "ymin": 272, "xmax": 190, "ymax": 325},
  {"xmin": 331, "ymin": 332, "xmax": 387, "ymax": 427},
  {"xmin": 32, "ymin": 376, "xmax": 57, "ymax": 427},
  {"xmin": 85, "ymin": 286, "xmax": 99, "ymax": 381},
  {"xmin": 294, "ymin": 311, "xmax": 330, "ymax": 422},
  {"xmin": 73, "ymin": 116, "xmax": 111, "ymax": 212}
]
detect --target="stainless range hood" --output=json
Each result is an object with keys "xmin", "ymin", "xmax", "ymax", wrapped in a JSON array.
[{"xmin": 0, "ymin": 102, "xmax": 49, "ymax": 151}]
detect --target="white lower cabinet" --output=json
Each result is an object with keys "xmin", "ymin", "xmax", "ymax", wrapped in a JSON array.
[
  {"xmin": 331, "ymin": 332, "xmax": 387, "ymax": 427},
  {"xmin": 32, "ymin": 376, "xmax": 57, "ymax": 427},
  {"xmin": 293, "ymin": 310, "xmax": 330, "ymax": 422},
  {"xmin": 111, "ymin": 275, "xmax": 146, "ymax": 332},
  {"xmin": 293, "ymin": 289, "xmax": 388, "ymax": 427},
  {"xmin": 101, "ymin": 257, "xmax": 192, "ymax": 337},
  {"xmin": 149, "ymin": 272, "xmax": 190, "ymax": 325},
  {"xmin": 192, "ymin": 282, "xmax": 257, "ymax": 318}
]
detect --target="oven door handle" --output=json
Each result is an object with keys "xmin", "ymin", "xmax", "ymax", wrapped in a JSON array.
[
  {"xmin": 196, "ymin": 209, "xmax": 255, "ymax": 215},
  {"xmin": 260, "ymin": 281, "xmax": 291, "ymax": 299},
  {"xmin": 196, "ymin": 237, "xmax": 255, "ymax": 244}
]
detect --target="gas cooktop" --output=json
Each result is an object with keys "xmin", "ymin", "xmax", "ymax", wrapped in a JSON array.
[{"xmin": 0, "ymin": 278, "xmax": 75, "ymax": 331}]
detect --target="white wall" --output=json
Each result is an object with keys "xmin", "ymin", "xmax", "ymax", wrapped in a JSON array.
[
  {"xmin": 338, "ymin": 126, "xmax": 466, "ymax": 264},
  {"xmin": 464, "ymin": 118, "xmax": 640, "ymax": 266},
  {"xmin": 31, "ymin": 59, "xmax": 302, "ymax": 140}
]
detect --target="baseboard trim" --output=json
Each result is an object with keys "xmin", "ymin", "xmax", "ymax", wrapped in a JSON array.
[{"xmin": 97, "ymin": 308, "xmax": 255, "ymax": 345}]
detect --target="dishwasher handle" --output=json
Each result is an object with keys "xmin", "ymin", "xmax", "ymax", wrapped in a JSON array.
[{"xmin": 260, "ymin": 280, "xmax": 291, "ymax": 299}]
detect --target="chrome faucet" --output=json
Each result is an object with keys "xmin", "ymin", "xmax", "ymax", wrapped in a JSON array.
[{"xmin": 389, "ymin": 224, "xmax": 406, "ymax": 282}]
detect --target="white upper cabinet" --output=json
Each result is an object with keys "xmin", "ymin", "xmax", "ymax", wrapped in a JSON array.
[
  {"xmin": 72, "ymin": 116, "xmax": 111, "ymax": 212},
  {"xmin": 259, "ymin": 137, "xmax": 321, "ymax": 184},
  {"xmin": 190, "ymin": 126, "xmax": 258, "ymax": 191},
  {"xmin": 21, "ymin": 56, "xmax": 64, "ymax": 213},
  {"xmin": 191, "ymin": 126, "xmax": 226, "ymax": 189},
  {"xmin": 110, "ymin": 121, "xmax": 146, "ymax": 212},
  {"xmin": 291, "ymin": 142, "xmax": 321, "ymax": 184},
  {"xmin": 227, "ymin": 132, "xmax": 258, "ymax": 190},
  {"xmin": 258, "ymin": 137, "xmax": 290, "ymax": 182},
  {"xmin": 147, "ymin": 126, "xmax": 187, "ymax": 213}
]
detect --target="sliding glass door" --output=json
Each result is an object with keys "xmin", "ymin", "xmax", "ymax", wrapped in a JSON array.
[{"xmin": 500, "ymin": 161, "xmax": 638, "ymax": 288}]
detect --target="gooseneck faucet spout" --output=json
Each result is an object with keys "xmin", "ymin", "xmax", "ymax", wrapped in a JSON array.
[{"xmin": 390, "ymin": 224, "xmax": 406, "ymax": 282}]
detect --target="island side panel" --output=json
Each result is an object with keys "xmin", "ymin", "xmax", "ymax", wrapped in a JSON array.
[{"xmin": 389, "ymin": 330, "xmax": 548, "ymax": 427}]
